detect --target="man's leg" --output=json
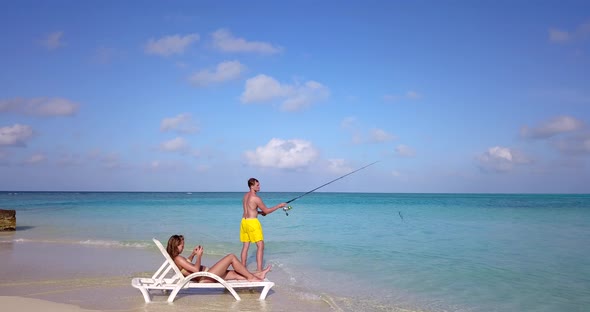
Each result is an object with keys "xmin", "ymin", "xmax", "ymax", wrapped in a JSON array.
[
  {"xmin": 240, "ymin": 242, "xmax": 250, "ymax": 267},
  {"xmin": 255, "ymin": 240, "xmax": 265, "ymax": 272}
]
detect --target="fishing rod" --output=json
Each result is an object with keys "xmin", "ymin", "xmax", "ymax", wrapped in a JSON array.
[{"xmin": 282, "ymin": 161, "xmax": 379, "ymax": 216}]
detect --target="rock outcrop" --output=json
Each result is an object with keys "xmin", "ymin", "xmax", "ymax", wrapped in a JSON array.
[{"xmin": 0, "ymin": 209, "xmax": 16, "ymax": 231}]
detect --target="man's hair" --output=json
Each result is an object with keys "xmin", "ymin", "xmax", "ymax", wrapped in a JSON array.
[{"xmin": 248, "ymin": 178, "xmax": 259, "ymax": 188}]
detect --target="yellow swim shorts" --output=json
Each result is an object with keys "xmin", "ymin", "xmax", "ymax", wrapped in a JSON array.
[{"xmin": 240, "ymin": 218, "xmax": 264, "ymax": 242}]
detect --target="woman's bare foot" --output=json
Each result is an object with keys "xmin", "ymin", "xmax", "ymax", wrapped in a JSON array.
[
  {"xmin": 254, "ymin": 265, "xmax": 272, "ymax": 280},
  {"xmin": 247, "ymin": 275, "xmax": 263, "ymax": 282}
]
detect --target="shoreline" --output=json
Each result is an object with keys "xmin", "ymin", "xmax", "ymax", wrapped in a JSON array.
[
  {"xmin": 3, "ymin": 192, "xmax": 589, "ymax": 312},
  {"xmin": 0, "ymin": 239, "xmax": 337, "ymax": 312}
]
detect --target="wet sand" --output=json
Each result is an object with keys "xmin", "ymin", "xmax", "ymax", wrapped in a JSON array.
[{"xmin": 0, "ymin": 239, "xmax": 335, "ymax": 312}]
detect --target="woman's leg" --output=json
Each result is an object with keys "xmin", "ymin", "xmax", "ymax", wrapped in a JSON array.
[
  {"xmin": 206, "ymin": 253, "xmax": 262, "ymax": 282},
  {"xmin": 223, "ymin": 265, "xmax": 271, "ymax": 281},
  {"xmin": 253, "ymin": 265, "xmax": 272, "ymax": 279}
]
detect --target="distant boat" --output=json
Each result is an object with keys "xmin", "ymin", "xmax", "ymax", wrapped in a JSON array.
[{"xmin": 186, "ymin": 192, "xmax": 193, "ymax": 195}]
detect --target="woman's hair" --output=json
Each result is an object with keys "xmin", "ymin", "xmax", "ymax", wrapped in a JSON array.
[{"xmin": 167, "ymin": 234, "xmax": 184, "ymax": 258}]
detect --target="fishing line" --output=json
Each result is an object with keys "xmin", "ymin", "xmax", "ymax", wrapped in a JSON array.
[{"xmin": 282, "ymin": 161, "xmax": 379, "ymax": 216}]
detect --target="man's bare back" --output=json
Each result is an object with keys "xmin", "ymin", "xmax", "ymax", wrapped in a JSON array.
[{"xmin": 242, "ymin": 191, "xmax": 262, "ymax": 219}]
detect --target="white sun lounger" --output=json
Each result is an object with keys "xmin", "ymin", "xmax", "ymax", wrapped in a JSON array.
[{"xmin": 131, "ymin": 238, "xmax": 274, "ymax": 303}]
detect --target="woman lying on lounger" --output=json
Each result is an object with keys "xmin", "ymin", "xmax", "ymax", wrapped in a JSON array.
[{"xmin": 166, "ymin": 234, "xmax": 271, "ymax": 283}]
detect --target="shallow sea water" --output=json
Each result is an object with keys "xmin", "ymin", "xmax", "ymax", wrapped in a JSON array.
[{"xmin": 1, "ymin": 192, "xmax": 589, "ymax": 311}]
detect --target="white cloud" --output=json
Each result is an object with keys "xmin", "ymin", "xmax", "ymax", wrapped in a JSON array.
[
  {"xmin": 57, "ymin": 153, "xmax": 81, "ymax": 167},
  {"xmin": 340, "ymin": 116, "xmax": 357, "ymax": 130},
  {"xmin": 150, "ymin": 160, "xmax": 161, "ymax": 169},
  {"xmin": 161, "ymin": 113, "xmax": 199, "ymax": 134},
  {"xmin": 340, "ymin": 118, "xmax": 394, "ymax": 145},
  {"xmin": 57, "ymin": 153, "xmax": 82, "ymax": 167},
  {"xmin": 41, "ymin": 31, "xmax": 64, "ymax": 50},
  {"xmin": 159, "ymin": 137, "xmax": 189, "ymax": 152},
  {"xmin": 189, "ymin": 60, "xmax": 246, "ymax": 87},
  {"xmin": 406, "ymin": 91, "xmax": 422, "ymax": 99},
  {"xmin": 520, "ymin": 115, "xmax": 584, "ymax": 139},
  {"xmin": 549, "ymin": 21, "xmax": 590, "ymax": 43},
  {"xmin": 395, "ymin": 144, "xmax": 415, "ymax": 157},
  {"xmin": 552, "ymin": 133, "xmax": 590, "ymax": 156},
  {"xmin": 145, "ymin": 33, "xmax": 199, "ymax": 56},
  {"xmin": 92, "ymin": 46, "xmax": 118, "ymax": 64},
  {"xmin": 240, "ymin": 74, "xmax": 329, "ymax": 111},
  {"xmin": 476, "ymin": 146, "xmax": 531, "ymax": 173},
  {"xmin": 369, "ymin": 128, "xmax": 395, "ymax": 143},
  {"xmin": 87, "ymin": 150, "xmax": 124, "ymax": 169},
  {"xmin": 23, "ymin": 153, "xmax": 46, "ymax": 165},
  {"xmin": 326, "ymin": 159, "xmax": 353, "ymax": 174},
  {"xmin": 0, "ymin": 124, "xmax": 34, "ymax": 147},
  {"xmin": 281, "ymin": 81, "xmax": 330, "ymax": 111},
  {"xmin": 244, "ymin": 138, "xmax": 319, "ymax": 169},
  {"xmin": 340, "ymin": 117, "xmax": 362, "ymax": 144},
  {"xmin": 196, "ymin": 164, "xmax": 209, "ymax": 172},
  {"xmin": 212, "ymin": 29, "xmax": 282, "ymax": 54},
  {"xmin": 384, "ymin": 90, "xmax": 422, "ymax": 102},
  {"xmin": 103, "ymin": 154, "xmax": 122, "ymax": 169},
  {"xmin": 146, "ymin": 160, "xmax": 187, "ymax": 172},
  {"xmin": 241, "ymin": 74, "xmax": 290, "ymax": 102},
  {"xmin": 351, "ymin": 134, "xmax": 363, "ymax": 145},
  {"xmin": 0, "ymin": 97, "xmax": 79, "ymax": 116},
  {"xmin": 549, "ymin": 28, "xmax": 571, "ymax": 43}
]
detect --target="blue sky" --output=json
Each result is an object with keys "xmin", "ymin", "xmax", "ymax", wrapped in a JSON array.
[{"xmin": 1, "ymin": 1, "xmax": 589, "ymax": 193}]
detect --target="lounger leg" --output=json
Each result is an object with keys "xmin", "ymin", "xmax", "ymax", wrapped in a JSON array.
[
  {"xmin": 167, "ymin": 286, "xmax": 181, "ymax": 303},
  {"xmin": 226, "ymin": 287, "xmax": 241, "ymax": 301},
  {"xmin": 259, "ymin": 285, "xmax": 271, "ymax": 300},
  {"xmin": 138, "ymin": 287, "xmax": 152, "ymax": 303}
]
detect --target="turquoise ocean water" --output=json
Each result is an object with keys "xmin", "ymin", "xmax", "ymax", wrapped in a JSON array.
[{"xmin": 1, "ymin": 192, "xmax": 589, "ymax": 311}]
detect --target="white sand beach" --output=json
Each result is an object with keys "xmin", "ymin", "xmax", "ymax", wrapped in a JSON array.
[
  {"xmin": 0, "ymin": 238, "xmax": 337, "ymax": 312},
  {"xmin": 0, "ymin": 296, "xmax": 103, "ymax": 312}
]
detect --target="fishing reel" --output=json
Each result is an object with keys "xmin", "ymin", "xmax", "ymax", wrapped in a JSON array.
[{"xmin": 283, "ymin": 205, "xmax": 293, "ymax": 216}]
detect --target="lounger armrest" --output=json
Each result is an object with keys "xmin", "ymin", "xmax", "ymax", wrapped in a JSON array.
[
  {"xmin": 183, "ymin": 271, "xmax": 227, "ymax": 284},
  {"xmin": 170, "ymin": 272, "xmax": 241, "ymax": 302}
]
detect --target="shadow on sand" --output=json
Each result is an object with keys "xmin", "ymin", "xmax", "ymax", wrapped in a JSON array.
[{"xmin": 15, "ymin": 225, "xmax": 36, "ymax": 231}]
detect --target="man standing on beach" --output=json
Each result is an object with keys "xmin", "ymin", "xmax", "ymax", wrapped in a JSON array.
[{"xmin": 240, "ymin": 177, "xmax": 286, "ymax": 272}]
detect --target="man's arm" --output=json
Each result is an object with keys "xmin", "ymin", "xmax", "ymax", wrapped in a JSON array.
[{"xmin": 256, "ymin": 198, "xmax": 287, "ymax": 215}]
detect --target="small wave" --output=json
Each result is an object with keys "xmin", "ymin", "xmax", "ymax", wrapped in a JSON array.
[
  {"xmin": 11, "ymin": 238, "xmax": 32, "ymax": 243},
  {"xmin": 319, "ymin": 293, "xmax": 344, "ymax": 312},
  {"xmin": 3, "ymin": 238, "xmax": 151, "ymax": 248},
  {"xmin": 78, "ymin": 239, "xmax": 151, "ymax": 248}
]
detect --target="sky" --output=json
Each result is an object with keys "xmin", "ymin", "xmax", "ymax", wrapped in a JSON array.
[{"xmin": 1, "ymin": 1, "xmax": 589, "ymax": 193}]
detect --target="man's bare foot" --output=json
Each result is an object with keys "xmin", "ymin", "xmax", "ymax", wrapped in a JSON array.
[{"xmin": 254, "ymin": 265, "xmax": 272, "ymax": 280}]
